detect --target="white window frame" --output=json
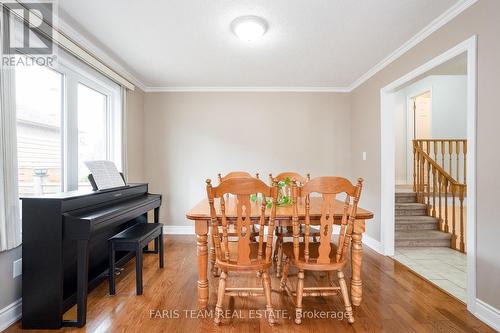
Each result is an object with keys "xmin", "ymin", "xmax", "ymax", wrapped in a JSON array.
[
  {"xmin": 14, "ymin": 51, "xmax": 122, "ymax": 193},
  {"xmin": 53, "ymin": 55, "xmax": 122, "ymax": 191}
]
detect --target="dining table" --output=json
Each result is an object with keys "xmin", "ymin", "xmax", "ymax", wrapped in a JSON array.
[{"xmin": 186, "ymin": 196, "xmax": 374, "ymax": 309}]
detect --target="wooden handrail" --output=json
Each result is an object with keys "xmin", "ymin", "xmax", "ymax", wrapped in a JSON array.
[
  {"xmin": 413, "ymin": 141, "xmax": 466, "ymax": 253},
  {"xmin": 413, "ymin": 139, "xmax": 467, "ymax": 142},
  {"xmin": 416, "ymin": 147, "xmax": 463, "ymax": 187}
]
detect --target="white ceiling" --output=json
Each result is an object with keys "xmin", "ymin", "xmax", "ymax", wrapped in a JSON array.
[{"xmin": 57, "ymin": 0, "xmax": 461, "ymax": 89}]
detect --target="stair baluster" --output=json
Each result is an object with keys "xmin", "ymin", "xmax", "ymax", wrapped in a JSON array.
[
  {"xmin": 448, "ymin": 141, "xmax": 453, "ymax": 178},
  {"xmin": 451, "ymin": 184, "xmax": 457, "ymax": 250},
  {"xmin": 459, "ymin": 186, "xmax": 465, "ymax": 252},
  {"xmin": 455, "ymin": 142, "xmax": 460, "ymax": 182},
  {"xmin": 433, "ymin": 141, "xmax": 438, "ymax": 164},
  {"xmin": 463, "ymin": 140, "xmax": 467, "ymax": 185},
  {"xmin": 432, "ymin": 166, "xmax": 437, "ymax": 218},
  {"xmin": 413, "ymin": 145, "xmax": 417, "ymax": 192},
  {"xmin": 438, "ymin": 173, "xmax": 443, "ymax": 231},
  {"xmin": 440, "ymin": 141, "xmax": 445, "ymax": 171},
  {"xmin": 443, "ymin": 178, "xmax": 449, "ymax": 233},
  {"xmin": 420, "ymin": 151, "xmax": 425, "ymax": 203},
  {"xmin": 426, "ymin": 160, "xmax": 431, "ymax": 215}
]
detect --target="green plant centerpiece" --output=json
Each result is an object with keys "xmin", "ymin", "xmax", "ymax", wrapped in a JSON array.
[{"xmin": 250, "ymin": 177, "xmax": 292, "ymax": 208}]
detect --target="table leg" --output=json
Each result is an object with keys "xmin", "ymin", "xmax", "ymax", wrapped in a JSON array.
[
  {"xmin": 196, "ymin": 220, "xmax": 209, "ymax": 309},
  {"xmin": 350, "ymin": 230, "xmax": 363, "ymax": 306}
]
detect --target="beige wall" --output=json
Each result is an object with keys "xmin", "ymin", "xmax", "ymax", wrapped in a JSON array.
[
  {"xmin": 125, "ymin": 88, "xmax": 145, "ymax": 182},
  {"xmin": 143, "ymin": 92, "xmax": 352, "ymax": 228},
  {"xmin": 0, "ymin": 246, "xmax": 21, "ymax": 308},
  {"xmin": 350, "ymin": 0, "xmax": 500, "ymax": 308}
]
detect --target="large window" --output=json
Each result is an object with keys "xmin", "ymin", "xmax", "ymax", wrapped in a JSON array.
[{"xmin": 15, "ymin": 56, "xmax": 122, "ymax": 196}]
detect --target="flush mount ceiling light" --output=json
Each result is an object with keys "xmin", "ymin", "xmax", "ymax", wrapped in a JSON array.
[{"xmin": 231, "ymin": 15, "xmax": 268, "ymax": 42}]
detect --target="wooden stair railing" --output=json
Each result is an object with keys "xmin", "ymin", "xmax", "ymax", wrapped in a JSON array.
[
  {"xmin": 412, "ymin": 139, "xmax": 467, "ymax": 187},
  {"xmin": 413, "ymin": 140, "xmax": 466, "ymax": 253}
]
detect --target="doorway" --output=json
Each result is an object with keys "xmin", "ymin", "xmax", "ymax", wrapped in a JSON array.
[{"xmin": 380, "ymin": 36, "xmax": 476, "ymax": 310}]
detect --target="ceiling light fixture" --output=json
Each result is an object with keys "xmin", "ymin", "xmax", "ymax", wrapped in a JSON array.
[{"xmin": 231, "ymin": 15, "xmax": 268, "ymax": 42}]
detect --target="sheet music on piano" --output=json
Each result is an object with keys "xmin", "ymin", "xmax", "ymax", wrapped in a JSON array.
[{"xmin": 84, "ymin": 160, "xmax": 126, "ymax": 190}]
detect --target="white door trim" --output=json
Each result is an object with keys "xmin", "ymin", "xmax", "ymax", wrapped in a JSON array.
[{"xmin": 380, "ymin": 36, "xmax": 477, "ymax": 312}]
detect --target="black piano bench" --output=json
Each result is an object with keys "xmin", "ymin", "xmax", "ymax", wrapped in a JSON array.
[{"xmin": 108, "ymin": 223, "xmax": 164, "ymax": 295}]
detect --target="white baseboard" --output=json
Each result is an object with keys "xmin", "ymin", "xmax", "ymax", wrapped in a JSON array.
[
  {"xmin": 474, "ymin": 299, "xmax": 500, "ymax": 332},
  {"xmin": 163, "ymin": 225, "xmax": 195, "ymax": 235},
  {"xmin": 0, "ymin": 298, "xmax": 21, "ymax": 332},
  {"xmin": 362, "ymin": 234, "xmax": 383, "ymax": 254}
]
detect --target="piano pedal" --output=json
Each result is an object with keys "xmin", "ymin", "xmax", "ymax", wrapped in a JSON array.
[{"xmin": 106, "ymin": 267, "xmax": 124, "ymax": 277}]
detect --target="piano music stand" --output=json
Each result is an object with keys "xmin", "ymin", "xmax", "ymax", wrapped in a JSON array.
[{"xmin": 88, "ymin": 173, "xmax": 127, "ymax": 191}]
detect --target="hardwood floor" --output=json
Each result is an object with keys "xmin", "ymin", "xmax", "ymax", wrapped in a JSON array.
[{"xmin": 6, "ymin": 236, "xmax": 495, "ymax": 333}]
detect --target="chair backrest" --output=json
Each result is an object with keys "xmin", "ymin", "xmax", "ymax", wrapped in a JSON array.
[
  {"xmin": 291, "ymin": 176, "xmax": 363, "ymax": 264},
  {"xmin": 270, "ymin": 172, "xmax": 310, "ymax": 185},
  {"xmin": 218, "ymin": 171, "xmax": 259, "ymax": 183},
  {"xmin": 269, "ymin": 172, "xmax": 310, "ymax": 199},
  {"xmin": 206, "ymin": 177, "xmax": 278, "ymax": 265}
]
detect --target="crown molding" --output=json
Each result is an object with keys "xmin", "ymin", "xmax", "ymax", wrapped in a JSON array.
[
  {"xmin": 54, "ymin": 13, "xmax": 148, "ymax": 91},
  {"xmin": 144, "ymin": 86, "xmax": 350, "ymax": 93},
  {"xmin": 346, "ymin": 0, "xmax": 478, "ymax": 92}
]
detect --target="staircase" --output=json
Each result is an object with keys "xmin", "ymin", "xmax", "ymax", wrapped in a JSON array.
[{"xmin": 395, "ymin": 191, "xmax": 452, "ymax": 247}]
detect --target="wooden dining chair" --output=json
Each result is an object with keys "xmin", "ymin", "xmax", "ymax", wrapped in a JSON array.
[
  {"xmin": 206, "ymin": 177, "xmax": 278, "ymax": 326},
  {"xmin": 270, "ymin": 172, "xmax": 320, "ymax": 278},
  {"xmin": 210, "ymin": 172, "xmax": 260, "ymax": 276},
  {"xmin": 280, "ymin": 176, "xmax": 363, "ymax": 325},
  {"xmin": 218, "ymin": 171, "xmax": 260, "ymax": 182}
]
